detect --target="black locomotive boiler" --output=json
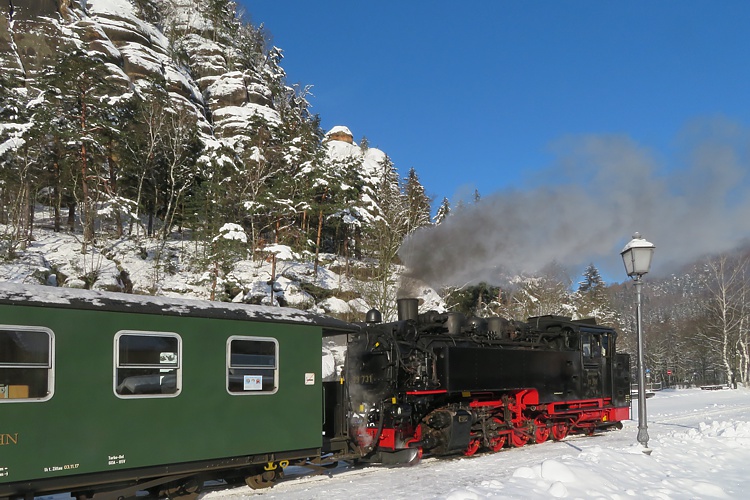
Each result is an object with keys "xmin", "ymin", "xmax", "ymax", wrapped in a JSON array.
[{"xmin": 323, "ymin": 298, "xmax": 631, "ymax": 464}]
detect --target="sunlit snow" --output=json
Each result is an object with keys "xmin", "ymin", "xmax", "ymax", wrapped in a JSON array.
[{"xmin": 199, "ymin": 388, "xmax": 750, "ymax": 499}]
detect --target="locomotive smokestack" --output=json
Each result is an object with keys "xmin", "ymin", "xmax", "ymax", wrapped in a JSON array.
[{"xmin": 397, "ymin": 298, "xmax": 419, "ymax": 322}]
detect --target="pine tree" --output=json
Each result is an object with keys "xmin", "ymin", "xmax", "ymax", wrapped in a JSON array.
[
  {"xmin": 403, "ymin": 167, "xmax": 432, "ymax": 235},
  {"xmin": 124, "ymin": 79, "xmax": 201, "ymax": 240},
  {"xmin": 200, "ymin": 0, "xmax": 240, "ymax": 42},
  {"xmin": 578, "ymin": 263, "xmax": 605, "ymax": 294},
  {"xmin": 307, "ymin": 138, "xmax": 361, "ymax": 276},
  {"xmin": 491, "ymin": 263, "xmax": 573, "ymax": 320},
  {"xmin": 575, "ymin": 263, "xmax": 618, "ymax": 325},
  {"xmin": 433, "ymin": 197, "xmax": 451, "ymax": 225},
  {"xmin": 357, "ymin": 155, "xmax": 409, "ymax": 319},
  {"xmin": 39, "ymin": 49, "xmax": 134, "ymax": 249},
  {"xmin": 232, "ymin": 21, "xmax": 269, "ymax": 70},
  {"xmin": 0, "ymin": 73, "xmax": 41, "ymax": 255}
]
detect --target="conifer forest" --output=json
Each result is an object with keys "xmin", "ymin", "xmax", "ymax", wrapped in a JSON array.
[{"xmin": 1, "ymin": 0, "xmax": 749, "ymax": 391}]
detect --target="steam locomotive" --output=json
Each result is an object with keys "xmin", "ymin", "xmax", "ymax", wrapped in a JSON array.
[
  {"xmin": 325, "ymin": 298, "xmax": 631, "ymax": 465},
  {"xmin": 0, "ymin": 284, "xmax": 629, "ymax": 499}
]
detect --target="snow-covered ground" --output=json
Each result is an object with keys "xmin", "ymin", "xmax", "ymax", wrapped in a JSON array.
[
  {"xmin": 0, "ymin": 223, "xmax": 444, "ymax": 320},
  {"xmin": 201, "ymin": 388, "xmax": 750, "ymax": 499}
]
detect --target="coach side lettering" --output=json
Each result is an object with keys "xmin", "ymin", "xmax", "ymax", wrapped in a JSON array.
[{"xmin": 0, "ymin": 433, "xmax": 18, "ymax": 446}]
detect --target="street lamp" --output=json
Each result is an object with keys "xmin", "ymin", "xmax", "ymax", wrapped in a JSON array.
[{"xmin": 620, "ymin": 232, "xmax": 655, "ymax": 453}]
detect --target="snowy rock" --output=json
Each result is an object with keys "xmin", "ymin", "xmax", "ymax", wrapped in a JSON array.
[
  {"xmin": 206, "ymin": 72, "xmax": 249, "ymax": 112},
  {"xmin": 181, "ymin": 34, "xmax": 227, "ymax": 82},
  {"xmin": 540, "ymin": 459, "xmax": 577, "ymax": 483},
  {"xmin": 318, "ymin": 297, "xmax": 351, "ymax": 314},
  {"xmin": 63, "ymin": 278, "xmax": 87, "ymax": 289},
  {"xmin": 347, "ymin": 298, "xmax": 371, "ymax": 313},
  {"xmin": 326, "ymin": 125, "xmax": 354, "ymax": 143},
  {"xmin": 0, "ymin": 0, "xmax": 287, "ymax": 180},
  {"xmin": 547, "ymin": 481, "xmax": 568, "ymax": 497},
  {"xmin": 322, "ymin": 347, "xmax": 336, "ymax": 380}
]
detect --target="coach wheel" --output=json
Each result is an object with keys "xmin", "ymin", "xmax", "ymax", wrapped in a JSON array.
[
  {"xmin": 534, "ymin": 417, "xmax": 551, "ymax": 444},
  {"xmin": 161, "ymin": 477, "xmax": 202, "ymax": 499},
  {"xmin": 551, "ymin": 422, "xmax": 569, "ymax": 441},
  {"xmin": 510, "ymin": 428, "xmax": 529, "ymax": 448},
  {"xmin": 464, "ymin": 438, "xmax": 481, "ymax": 456},
  {"xmin": 245, "ymin": 468, "xmax": 281, "ymax": 489}
]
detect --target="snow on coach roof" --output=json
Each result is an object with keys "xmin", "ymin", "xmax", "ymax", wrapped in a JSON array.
[{"xmin": 0, "ymin": 282, "xmax": 356, "ymax": 332}]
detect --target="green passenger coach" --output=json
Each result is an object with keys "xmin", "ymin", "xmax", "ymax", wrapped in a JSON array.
[{"xmin": 0, "ymin": 283, "xmax": 356, "ymax": 499}]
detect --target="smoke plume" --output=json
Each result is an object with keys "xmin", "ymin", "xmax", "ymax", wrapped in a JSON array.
[{"xmin": 399, "ymin": 119, "xmax": 750, "ymax": 289}]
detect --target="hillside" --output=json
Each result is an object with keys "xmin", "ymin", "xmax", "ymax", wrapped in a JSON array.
[
  {"xmin": 0, "ymin": 0, "xmax": 437, "ymax": 319},
  {"xmin": 2, "ymin": 1, "xmax": 749, "ymax": 390},
  {"xmin": 0, "ymin": 212, "xmax": 444, "ymax": 319}
]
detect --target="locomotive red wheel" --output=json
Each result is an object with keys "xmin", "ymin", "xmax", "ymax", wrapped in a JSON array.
[
  {"xmin": 464, "ymin": 438, "xmax": 481, "ymax": 456},
  {"xmin": 489, "ymin": 418, "xmax": 507, "ymax": 451},
  {"xmin": 510, "ymin": 428, "xmax": 529, "ymax": 448},
  {"xmin": 534, "ymin": 417, "xmax": 551, "ymax": 444},
  {"xmin": 489, "ymin": 435, "xmax": 507, "ymax": 452},
  {"xmin": 551, "ymin": 422, "xmax": 569, "ymax": 441}
]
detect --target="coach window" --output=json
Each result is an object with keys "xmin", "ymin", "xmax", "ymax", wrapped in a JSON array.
[
  {"xmin": 115, "ymin": 332, "xmax": 181, "ymax": 397},
  {"xmin": 0, "ymin": 327, "xmax": 54, "ymax": 402},
  {"xmin": 227, "ymin": 336, "xmax": 278, "ymax": 394}
]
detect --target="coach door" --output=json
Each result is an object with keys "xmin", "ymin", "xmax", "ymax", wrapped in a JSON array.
[{"xmin": 322, "ymin": 333, "xmax": 349, "ymax": 454}]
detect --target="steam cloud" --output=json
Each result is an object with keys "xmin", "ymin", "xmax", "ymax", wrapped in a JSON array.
[{"xmin": 399, "ymin": 119, "xmax": 750, "ymax": 288}]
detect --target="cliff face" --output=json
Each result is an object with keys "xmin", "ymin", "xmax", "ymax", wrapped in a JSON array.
[
  {"xmin": 0, "ymin": 0, "xmax": 286, "ymax": 146},
  {"xmin": 0, "ymin": 0, "xmax": 418, "ymax": 308},
  {"xmin": 1, "ymin": 0, "xmax": 62, "ymax": 77}
]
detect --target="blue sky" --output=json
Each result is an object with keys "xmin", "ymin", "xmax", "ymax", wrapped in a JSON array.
[
  {"xmin": 242, "ymin": 1, "xmax": 750, "ymax": 209},
  {"xmin": 241, "ymin": 2, "xmax": 750, "ymax": 283}
]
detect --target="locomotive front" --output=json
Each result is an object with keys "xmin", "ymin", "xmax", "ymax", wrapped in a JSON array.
[{"xmin": 343, "ymin": 298, "xmax": 631, "ymax": 463}]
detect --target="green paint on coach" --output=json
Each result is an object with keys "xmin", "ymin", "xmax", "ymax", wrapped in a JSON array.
[{"xmin": 0, "ymin": 286, "xmax": 344, "ymax": 493}]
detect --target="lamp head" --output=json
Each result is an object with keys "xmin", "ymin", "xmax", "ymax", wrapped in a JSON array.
[{"xmin": 621, "ymin": 233, "xmax": 655, "ymax": 278}]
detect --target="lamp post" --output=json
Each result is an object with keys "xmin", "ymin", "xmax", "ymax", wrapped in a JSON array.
[{"xmin": 620, "ymin": 232, "xmax": 655, "ymax": 452}]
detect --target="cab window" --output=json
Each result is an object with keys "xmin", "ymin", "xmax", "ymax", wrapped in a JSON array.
[
  {"xmin": 582, "ymin": 333, "xmax": 592, "ymax": 358},
  {"xmin": 227, "ymin": 336, "xmax": 278, "ymax": 394},
  {"xmin": 582, "ymin": 332, "xmax": 606, "ymax": 359},
  {"xmin": 115, "ymin": 331, "xmax": 181, "ymax": 397},
  {"xmin": 600, "ymin": 333, "xmax": 610, "ymax": 357},
  {"xmin": 0, "ymin": 327, "xmax": 54, "ymax": 402}
]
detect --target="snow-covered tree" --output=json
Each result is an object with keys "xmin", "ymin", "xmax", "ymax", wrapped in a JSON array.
[
  {"xmin": 578, "ymin": 263, "xmax": 605, "ymax": 294},
  {"xmin": 37, "ymin": 48, "xmax": 138, "ymax": 249},
  {"xmin": 0, "ymin": 73, "xmax": 38, "ymax": 257},
  {"xmin": 433, "ymin": 197, "xmax": 451, "ymax": 225},
  {"xmin": 358, "ymin": 155, "xmax": 408, "ymax": 319},
  {"xmin": 403, "ymin": 167, "xmax": 432, "ymax": 235},
  {"xmin": 489, "ymin": 264, "xmax": 574, "ymax": 321},
  {"xmin": 700, "ymin": 254, "xmax": 749, "ymax": 387},
  {"xmin": 574, "ymin": 263, "xmax": 618, "ymax": 325},
  {"xmin": 308, "ymin": 141, "xmax": 361, "ymax": 276}
]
